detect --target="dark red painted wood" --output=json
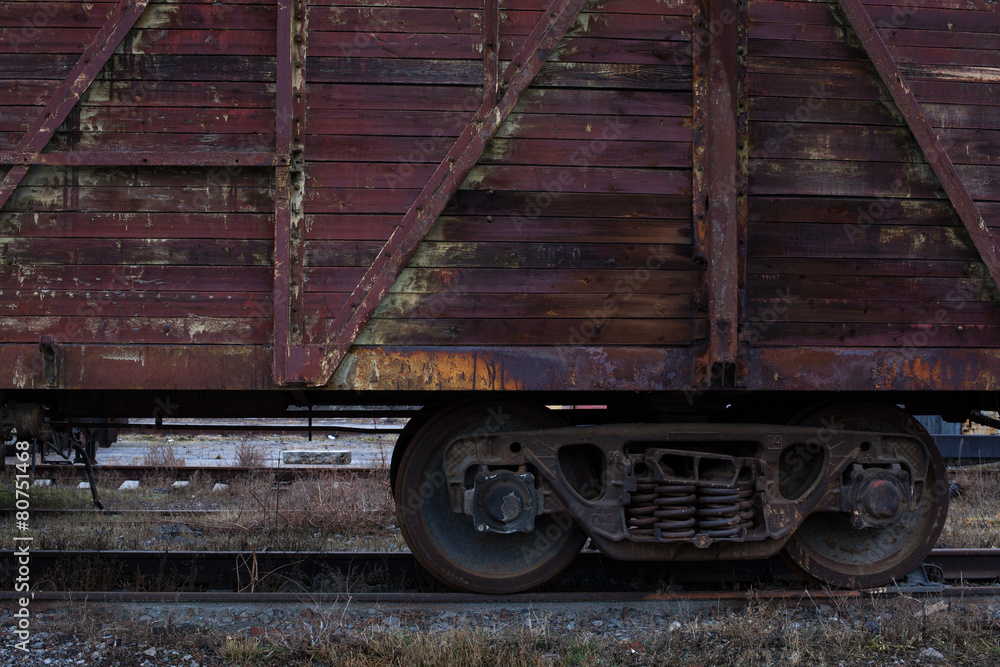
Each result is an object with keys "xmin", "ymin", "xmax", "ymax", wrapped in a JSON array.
[
  {"xmin": 304, "ymin": 240, "xmax": 695, "ymax": 270},
  {"xmin": 305, "ymin": 267, "xmax": 701, "ymax": 295},
  {"xmin": 838, "ymin": 0, "xmax": 1000, "ymax": 292},
  {"xmin": 2, "ymin": 290, "xmax": 273, "ymax": 319},
  {"xmin": 0, "ymin": 0, "xmax": 152, "ymax": 211},
  {"xmin": 0, "ymin": 212, "xmax": 273, "ymax": 239},
  {"xmin": 304, "ymin": 0, "xmax": 595, "ymax": 386}
]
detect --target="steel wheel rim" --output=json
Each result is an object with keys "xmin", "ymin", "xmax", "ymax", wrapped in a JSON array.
[
  {"xmin": 785, "ymin": 402, "xmax": 949, "ymax": 588},
  {"xmin": 395, "ymin": 400, "xmax": 586, "ymax": 594}
]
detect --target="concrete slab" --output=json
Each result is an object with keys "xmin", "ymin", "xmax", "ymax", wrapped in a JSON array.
[{"xmin": 119, "ymin": 480, "xmax": 140, "ymax": 491}]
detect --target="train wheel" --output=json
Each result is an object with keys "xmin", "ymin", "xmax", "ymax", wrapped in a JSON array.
[
  {"xmin": 395, "ymin": 400, "xmax": 586, "ymax": 594},
  {"xmin": 784, "ymin": 402, "xmax": 949, "ymax": 588}
]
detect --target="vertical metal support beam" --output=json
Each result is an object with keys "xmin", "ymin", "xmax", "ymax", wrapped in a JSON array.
[
  {"xmin": 693, "ymin": 0, "xmax": 745, "ymax": 388},
  {"xmin": 837, "ymin": 0, "xmax": 1000, "ymax": 293},
  {"xmin": 274, "ymin": 0, "xmax": 309, "ymax": 384},
  {"xmin": 483, "ymin": 0, "xmax": 500, "ymax": 108},
  {"xmin": 0, "ymin": 0, "xmax": 150, "ymax": 212}
]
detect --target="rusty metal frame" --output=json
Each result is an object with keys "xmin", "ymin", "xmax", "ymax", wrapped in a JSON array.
[
  {"xmin": 278, "ymin": 0, "xmax": 590, "ymax": 386},
  {"xmin": 692, "ymin": 0, "xmax": 747, "ymax": 388},
  {"xmin": 837, "ymin": 0, "xmax": 1000, "ymax": 293},
  {"xmin": 273, "ymin": 0, "xmax": 311, "ymax": 384},
  {"xmin": 0, "ymin": 0, "xmax": 151, "ymax": 211}
]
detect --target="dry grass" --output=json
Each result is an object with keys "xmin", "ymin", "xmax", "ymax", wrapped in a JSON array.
[
  {"xmin": 234, "ymin": 439, "xmax": 268, "ymax": 467},
  {"xmin": 140, "ymin": 443, "xmax": 186, "ymax": 468},
  {"xmin": 940, "ymin": 467, "xmax": 1000, "ymax": 548},
  {"xmin": 0, "ymin": 470, "xmax": 402, "ymax": 555},
  {"xmin": 31, "ymin": 596, "xmax": 1000, "ymax": 666}
]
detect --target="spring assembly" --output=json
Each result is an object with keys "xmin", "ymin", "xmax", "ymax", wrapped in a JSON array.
[
  {"xmin": 696, "ymin": 481, "xmax": 754, "ymax": 538},
  {"xmin": 626, "ymin": 476, "xmax": 755, "ymax": 541}
]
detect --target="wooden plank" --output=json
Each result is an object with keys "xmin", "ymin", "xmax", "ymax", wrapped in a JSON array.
[
  {"xmin": 0, "ymin": 316, "xmax": 271, "ymax": 345},
  {"xmin": 444, "ymin": 190, "xmax": 693, "ymax": 218},
  {"xmin": 838, "ymin": 0, "xmax": 1000, "ymax": 292},
  {"xmin": 342, "ymin": 317, "xmax": 706, "ymax": 346},
  {"xmin": 314, "ymin": 0, "xmax": 691, "ymax": 13},
  {"xmin": 752, "ymin": 0, "xmax": 1000, "ymax": 33},
  {"xmin": 306, "ymin": 166, "xmax": 692, "ymax": 195},
  {"xmin": 360, "ymin": 292, "xmax": 696, "ymax": 319},
  {"xmin": 0, "ymin": 212, "xmax": 273, "ymax": 239},
  {"xmin": 4, "ymin": 186, "xmax": 272, "ymax": 213},
  {"xmin": 308, "ymin": 111, "xmax": 692, "ymax": 141},
  {"xmin": 748, "ymin": 196, "xmax": 983, "ymax": 226},
  {"xmin": 746, "ymin": 273, "xmax": 996, "ymax": 302},
  {"xmin": 0, "ymin": 265, "xmax": 273, "ymax": 291},
  {"xmin": 0, "ymin": 0, "xmax": 152, "ymax": 211},
  {"xmin": 749, "ymin": 223, "xmax": 976, "ymax": 260},
  {"xmin": 307, "ymin": 292, "xmax": 695, "ymax": 320},
  {"xmin": 749, "ymin": 97, "xmax": 904, "ymax": 127},
  {"xmin": 0, "ymin": 290, "xmax": 273, "ymax": 318},
  {"xmin": 308, "ymin": 83, "xmax": 691, "ymax": 116},
  {"xmin": 305, "ymin": 240, "xmax": 695, "ymax": 270},
  {"xmin": 749, "ymin": 299, "xmax": 1000, "ymax": 325},
  {"xmin": 0, "ymin": 238, "xmax": 271, "ymax": 266},
  {"xmin": 306, "ymin": 267, "xmax": 701, "ymax": 295},
  {"xmin": 305, "ymin": 138, "xmax": 691, "ymax": 168},
  {"xmin": 36, "ymin": 132, "xmax": 276, "ymax": 153},
  {"xmin": 306, "ymin": 57, "xmax": 689, "ymax": 89},
  {"xmin": 749, "ymin": 257, "xmax": 985, "ymax": 278},
  {"xmin": 0, "ymin": 54, "xmax": 279, "ymax": 82},
  {"xmin": 750, "ymin": 122, "xmax": 923, "ymax": 164},
  {"xmin": 308, "ymin": 8, "xmax": 690, "ymax": 39},
  {"xmin": 16, "ymin": 166, "xmax": 269, "ymax": 190},
  {"xmin": 302, "ymin": 0, "xmax": 601, "ymax": 385},
  {"xmin": 65, "ymin": 106, "xmax": 275, "ymax": 134},
  {"xmin": 749, "ymin": 159, "xmax": 941, "ymax": 199},
  {"xmin": 0, "ymin": 27, "xmax": 276, "ymax": 55},
  {"xmin": 307, "ymin": 32, "xmax": 690, "ymax": 63},
  {"xmin": 306, "ymin": 214, "xmax": 693, "ymax": 243},
  {"xmin": 752, "ymin": 322, "xmax": 999, "ymax": 348},
  {"xmin": 82, "ymin": 81, "xmax": 276, "ymax": 108}
]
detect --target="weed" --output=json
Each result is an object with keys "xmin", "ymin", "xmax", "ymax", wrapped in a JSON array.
[
  {"xmin": 234, "ymin": 439, "xmax": 268, "ymax": 467},
  {"xmin": 141, "ymin": 443, "xmax": 185, "ymax": 468}
]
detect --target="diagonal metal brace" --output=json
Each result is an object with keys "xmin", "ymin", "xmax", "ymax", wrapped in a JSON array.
[
  {"xmin": 0, "ymin": 0, "xmax": 150, "ymax": 212},
  {"xmin": 837, "ymin": 0, "xmax": 1000, "ymax": 294},
  {"xmin": 283, "ymin": 0, "xmax": 589, "ymax": 386}
]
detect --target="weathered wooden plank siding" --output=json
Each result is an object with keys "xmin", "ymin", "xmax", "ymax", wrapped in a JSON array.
[
  {"xmin": 745, "ymin": 0, "xmax": 1000, "ymax": 347},
  {"xmin": 303, "ymin": 0, "xmax": 700, "ymax": 346},
  {"xmin": 0, "ymin": 0, "xmax": 275, "ymax": 346}
]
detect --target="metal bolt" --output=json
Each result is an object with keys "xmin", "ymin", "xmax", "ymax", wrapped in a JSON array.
[
  {"xmin": 476, "ymin": 524, "xmax": 487, "ymax": 532},
  {"xmin": 486, "ymin": 216, "xmax": 493, "ymax": 222}
]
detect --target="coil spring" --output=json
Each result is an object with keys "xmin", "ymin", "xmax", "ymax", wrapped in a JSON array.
[{"xmin": 626, "ymin": 477, "xmax": 755, "ymax": 540}]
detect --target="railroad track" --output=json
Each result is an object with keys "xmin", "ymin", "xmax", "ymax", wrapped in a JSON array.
[{"xmin": 1, "ymin": 549, "xmax": 996, "ymax": 600}]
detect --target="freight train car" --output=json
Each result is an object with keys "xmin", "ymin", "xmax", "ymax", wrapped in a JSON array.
[{"xmin": 1, "ymin": 0, "xmax": 998, "ymax": 593}]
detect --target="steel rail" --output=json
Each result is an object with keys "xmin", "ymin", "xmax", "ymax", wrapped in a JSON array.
[
  {"xmin": 0, "ymin": 550, "xmax": 996, "ymax": 593},
  {"xmin": 5, "ymin": 588, "xmax": 997, "ymax": 605}
]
